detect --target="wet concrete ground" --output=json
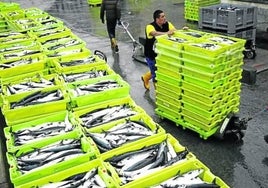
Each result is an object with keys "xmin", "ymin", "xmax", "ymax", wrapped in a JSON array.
[{"xmin": 1, "ymin": 0, "xmax": 268, "ymax": 188}]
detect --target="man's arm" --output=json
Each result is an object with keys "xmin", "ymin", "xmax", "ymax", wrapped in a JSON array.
[{"xmin": 147, "ymin": 22, "xmax": 176, "ymax": 37}]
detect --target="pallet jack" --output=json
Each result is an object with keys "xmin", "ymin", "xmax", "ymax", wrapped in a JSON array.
[
  {"xmin": 119, "ymin": 21, "xmax": 261, "ymax": 142},
  {"xmin": 119, "ymin": 21, "xmax": 147, "ymax": 64}
]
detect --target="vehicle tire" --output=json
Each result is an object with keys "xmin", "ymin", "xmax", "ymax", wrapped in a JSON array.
[{"xmin": 244, "ymin": 50, "xmax": 256, "ymax": 59}]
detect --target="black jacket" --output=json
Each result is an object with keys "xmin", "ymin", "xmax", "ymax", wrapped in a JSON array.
[
  {"xmin": 100, "ymin": 0, "xmax": 121, "ymax": 21},
  {"xmin": 144, "ymin": 21, "xmax": 170, "ymax": 59}
]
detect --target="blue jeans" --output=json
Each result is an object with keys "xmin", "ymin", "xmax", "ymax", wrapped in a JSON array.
[{"xmin": 146, "ymin": 57, "xmax": 157, "ymax": 82}]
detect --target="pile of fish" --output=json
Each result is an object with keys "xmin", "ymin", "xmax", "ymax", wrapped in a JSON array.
[
  {"xmin": 3, "ymin": 49, "xmax": 41, "ymax": 59},
  {"xmin": 192, "ymin": 43, "xmax": 221, "ymax": 50},
  {"xmin": 0, "ymin": 57, "xmax": 41, "ymax": 69},
  {"xmin": 72, "ymin": 80, "xmax": 121, "ymax": 97},
  {"xmin": 61, "ymin": 69, "xmax": 109, "ymax": 83},
  {"xmin": 10, "ymin": 89, "xmax": 63, "ymax": 109},
  {"xmin": 207, "ymin": 37, "xmax": 236, "ymax": 45},
  {"xmin": 86, "ymin": 120, "xmax": 157, "ymax": 153},
  {"xmin": 151, "ymin": 169, "xmax": 220, "ymax": 188},
  {"xmin": 40, "ymin": 36, "xmax": 72, "ymax": 46},
  {"xmin": 106, "ymin": 140, "xmax": 189, "ymax": 184},
  {"xmin": 16, "ymin": 139, "xmax": 84, "ymax": 174},
  {"xmin": 0, "ymin": 42, "xmax": 37, "ymax": 53},
  {"xmin": 168, "ymin": 36, "xmax": 187, "ymax": 43},
  {"xmin": 11, "ymin": 115, "xmax": 73, "ymax": 146},
  {"xmin": 47, "ymin": 48, "xmax": 84, "ymax": 58},
  {"xmin": 79, "ymin": 105, "xmax": 138, "ymax": 128},
  {"xmin": 5, "ymin": 77, "xmax": 55, "ymax": 95},
  {"xmin": 39, "ymin": 167, "xmax": 107, "ymax": 188},
  {"xmin": 59, "ymin": 55, "xmax": 98, "ymax": 67}
]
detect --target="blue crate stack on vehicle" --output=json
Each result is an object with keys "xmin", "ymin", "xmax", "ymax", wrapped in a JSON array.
[{"xmin": 155, "ymin": 29, "xmax": 246, "ymax": 139}]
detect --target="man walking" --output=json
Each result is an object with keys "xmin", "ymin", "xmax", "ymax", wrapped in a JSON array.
[{"xmin": 100, "ymin": 0, "xmax": 121, "ymax": 53}]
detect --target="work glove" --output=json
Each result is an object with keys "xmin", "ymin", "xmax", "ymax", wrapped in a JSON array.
[{"xmin": 117, "ymin": 19, "xmax": 122, "ymax": 25}]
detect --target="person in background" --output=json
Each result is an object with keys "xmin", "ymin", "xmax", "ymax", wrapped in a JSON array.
[
  {"xmin": 100, "ymin": 0, "xmax": 121, "ymax": 53},
  {"xmin": 141, "ymin": 9, "xmax": 187, "ymax": 90}
]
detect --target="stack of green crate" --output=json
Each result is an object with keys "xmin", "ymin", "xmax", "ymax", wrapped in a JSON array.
[
  {"xmin": 87, "ymin": 0, "xmax": 102, "ymax": 6},
  {"xmin": 0, "ymin": 13, "xmax": 9, "ymax": 32},
  {"xmin": 2, "ymin": 8, "xmax": 63, "ymax": 32},
  {"xmin": 155, "ymin": 29, "xmax": 245, "ymax": 139},
  {"xmin": 0, "ymin": 2, "xmax": 20, "ymax": 12},
  {"xmin": 184, "ymin": 0, "xmax": 220, "ymax": 21},
  {"xmin": 0, "ymin": 32, "xmax": 46, "ymax": 80}
]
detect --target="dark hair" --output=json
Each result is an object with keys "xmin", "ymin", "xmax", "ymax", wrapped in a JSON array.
[{"xmin": 153, "ymin": 10, "xmax": 163, "ymax": 21}]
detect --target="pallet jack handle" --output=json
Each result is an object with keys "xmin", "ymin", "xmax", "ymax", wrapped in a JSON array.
[{"xmin": 119, "ymin": 21, "xmax": 142, "ymax": 51}]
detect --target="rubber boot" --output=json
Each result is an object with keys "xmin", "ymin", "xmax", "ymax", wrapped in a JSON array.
[
  {"xmin": 153, "ymin": 82, "xmax": 156, "ymax": 90},
  {"xmin": 264, "ymin": 135, "xmax": 268, "ymax": 143},
  {"xmin": 141, "ymin": 71, "xmax": 151, "ymax": 90},
  {"xmin": 111, "ymin": 38, "xmax": 119, "ymax": 52}
]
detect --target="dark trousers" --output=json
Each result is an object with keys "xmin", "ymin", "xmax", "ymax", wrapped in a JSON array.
[{"xmin": 106, "ymin": 19, "xmax": 117, "ymax": 39}]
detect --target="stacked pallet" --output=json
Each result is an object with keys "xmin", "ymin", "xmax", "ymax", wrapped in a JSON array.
[
  {"xmin": 184, "ymin": 0, "xmax": 220, "ymax": 21},
  {"xmin": 0, "ymin": 3, "xmax": 230, "ymax": 188},
  {"xmin": 155, "ymin": 29, "xmax": 245, "ymax": 139}
]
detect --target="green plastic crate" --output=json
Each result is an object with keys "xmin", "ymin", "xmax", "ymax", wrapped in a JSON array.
[
  {"xmin": 0, "ymin": 53, "xmax": 48, "ymax": 80},
  {"xmin": 156, "ymin": 53, "xmax": 182, "ymax": 67},
  {"xmin": 156, "ymin": 64, "xmax": 181, "ymax": 80},
  {"xmin": 181, "ymin": 107, "xmax": 225, "ymax": 131},
  {"xmin": 174, "ymin": 29, "xmax": 210, "ymax": 41},
  {"xmin": 24, "ymin": 8, "xmax": 48, "ymax": 17},
  {"xmin": 156, "ymin": 81, "xmax": 182, "ymax": 99},
  {"xmin": 16, "ymin": 158, "xmax": 121, "ymax": 188},
  {"xmin": 182, "ymin": 87, "xmax": 223, "ymax": 105},
  {"xmin": 73, "ymin": 96, "xmax": 147, "ymax": 129},
  {"xmin": 122, "ymin": 157, "xmax": 229, "ymax": 188},
  {"xmin": 2, "ymin": 86, "xmax": 70, "ymax": 126},
  {"xmin": 155, "ymin": 41, "xmax": 184, "ymax": 56},
  {"xmin": 155, "ymin": 108, "xmax": 220, "ymax": 139},
  {"xmin": 10, "ymin": 18, "xmax": 40, "ymax": 32},
  {"xmin": 0, "ymin": 33, "xmax": 32, "ymax": 46},
  {"xmin": 102, "ymin": 133, "xmax": 195, "ymax": 186},
  {"xmin": 67, "ymin": 74, "xmax": 130, "ymax": 108},
  {"xmin": 87, "ymin": 0, "xmax": 102, "ymax": 6},
  {"xmin": 59, "ymin": 63, "xmax": 116, "ymax": 83},
  {"xmin": 181, "ymin": 55, "xmax": 226, "ymax": 74},
  {"xmin": 155, "ymin": 106, "xmax": 182, "ymax": 123},
  {"xmin": 0, "ymin": 40, "xmax": 41, "ymax": 54},
  {"xmin": 0, "ymin": 2, "xmax": 20, "ymax": 12},
  {"xmin": 181, "ymin": 93, "xmax": 223, "ymax": 112},
  {"xmin": 53, "ymin": 53, "xmax": 106, "ymax": 73},
  {"xmin": 155, "ymin": 71, "xmax": 181, "ymax": 86},
  {"xmin": 4, "ymin": 110, "xmax": 76, "ymax": 146},
  {"xmin": 182, "ymin": 73, "xmax": 228, "ymax": 90},
  {"xmin": 156, "ymin": 91, "xmax": 181, "ymax": 110},
  {"xmin": 46, "ymin": 46, "xmax": 90, "ymax": 61},
  {"xmin": 84, "ymin": 112, "xmax": 166, "ymax": 154},
  {"xmin": 28, "ymin": 25, "xmax": 71, "ymax": 40},
  {"xmin": 156, "ymin": 33, "xmax": 189, "ymax": 48},
  {"xmin": 181, "ymin": 80, "xmax": 225, "ymax": 98},
  {"xmin": 0, "ymin": 69, "xmax": 52, "ymax": 85},
  {"xmin": 204, "ymin": 34, "xmax": 246, "ymax": 52},
  {"xmin": 7, "ymin": 131, "xmax": 98, "ymax": 187},
  {"xmin": 1, "ymin": 72, "xmax": 62, "ymax": 98},
  {"xmin": 2, "ymin": 9, "xmax": 25, "ymax": 20}
]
